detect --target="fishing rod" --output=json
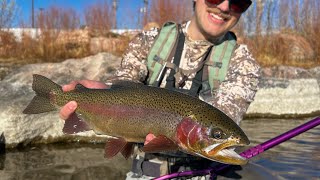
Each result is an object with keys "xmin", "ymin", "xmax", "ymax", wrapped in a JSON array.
[{"xmin": 154, "ymin": 116, "xmax": 320, "ymax": 180}]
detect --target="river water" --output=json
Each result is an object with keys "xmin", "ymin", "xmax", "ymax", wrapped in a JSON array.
[{"xmin": 0, "ymin": 118, "xmax": 319, "ymax": 180}]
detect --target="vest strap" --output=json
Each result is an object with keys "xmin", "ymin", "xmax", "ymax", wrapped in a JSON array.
[
  {"xmin": 146, "ymin": 22, "xmax": 237, "ymax": 97},
  {"xmin": 208, "ymin": 32, "xmax": 237, "ymax": 91},
  {"xmin": 147, "ymin": 22, "xmax": 179, "ymax": 86},
  {"xmin": 165, "ymin": 25, "xmax": 185, "ymax": 89},
  {"xmin": 188, "ymin": 46, "xmax": 213, "ymax": 97}
]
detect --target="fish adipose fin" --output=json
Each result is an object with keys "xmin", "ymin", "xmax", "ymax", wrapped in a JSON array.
[
  {"xmin": 141, "ymin": 135, "xmax": 178, "ymax": 153},
  {"xmin": 62, "ymin": 113, "xmax": 91, "ymax": 134},
  {"xmin": 23, "ymin": 74, "xmax": 62, "ymax": 114},
  {"xmin": 105, "ymin": 137, "xmax": 134, "ymax": 159},
  {"xmin": 110, "ymin": 80, "xmax": 144, "ymax": 89},
  {"xmin": 74, "ymin": 84, "xmax": 90, "ymax": 91}
]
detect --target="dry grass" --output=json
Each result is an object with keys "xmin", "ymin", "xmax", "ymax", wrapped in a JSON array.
[
  {"xmin": 0, "ymin": 29, "xmax": 130, "ymax": 65},
  {"xmin": 0, "ymin": 30, "xmax": 89, "ymax": 65},
  {"xmin": 0, "ymin": 2, "xmax": 126, "ymax": 66},
  {"xmin": 240, "ymin": 32, "xmax": 320, "ymax": 69}
]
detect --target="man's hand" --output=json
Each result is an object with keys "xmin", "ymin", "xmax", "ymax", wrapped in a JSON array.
[{"xmin": 59, "ymin": 80, "xmax": 109, "ymax": 120}]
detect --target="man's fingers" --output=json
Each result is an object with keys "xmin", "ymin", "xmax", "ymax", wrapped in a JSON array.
[{"xmin": 59, "ymin": 101, "xmax": 77, "ymax": 120}]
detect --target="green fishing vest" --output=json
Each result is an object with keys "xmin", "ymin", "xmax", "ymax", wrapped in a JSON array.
[{"xmin": 146, "ymin": 22, "xmax": 237, "ymax": 94}]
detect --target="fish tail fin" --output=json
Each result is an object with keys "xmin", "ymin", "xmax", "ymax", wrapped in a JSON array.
[{"xmin": 23, "ymin": 74, "xmax": 62, "ymax": 114}]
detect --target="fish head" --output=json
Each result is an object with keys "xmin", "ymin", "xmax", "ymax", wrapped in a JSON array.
[{"xmin": 176, "ymin": 117, "xmax": 250, "ymax": 165}]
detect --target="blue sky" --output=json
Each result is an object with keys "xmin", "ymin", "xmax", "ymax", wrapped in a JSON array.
[{"xmin": 15, "ymin": 0, "xmax": 146, "ymax": 29}]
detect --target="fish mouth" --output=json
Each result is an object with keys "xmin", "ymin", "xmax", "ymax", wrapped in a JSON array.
[{"xmin": 200, "ymin": 139, "xmax": 248, "ymax": 165}]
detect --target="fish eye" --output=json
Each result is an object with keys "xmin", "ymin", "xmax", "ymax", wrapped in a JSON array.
[{"xmin": 211, "ymin": 128, "xmax": 223, "ymax": 139}]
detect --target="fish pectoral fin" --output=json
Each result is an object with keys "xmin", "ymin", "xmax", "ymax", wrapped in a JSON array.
[
  {"xmin": 105, "ymin": 137, "xmax": 134, "ymax": 159},
  {"xmin": 62, "ymin": 113, "xmax": 91, "ymax": 134},
  {"xmin": 141, "ymin": 135, "xmax": 178, "ymax": 153}
]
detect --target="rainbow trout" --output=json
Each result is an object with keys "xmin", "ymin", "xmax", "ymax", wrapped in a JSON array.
[{"xmin": 23, "ymin": 74, "xmax": 250, "ymax": 165}]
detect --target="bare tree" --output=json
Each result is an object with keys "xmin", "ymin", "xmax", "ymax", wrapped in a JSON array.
[
  {"xmin": 147, "ymin": 0, "xmax": 192, "ymax": 26},
  {"xmin": 84, "ymin": 0, "xmax": 113, "ymax": 34},
  {"xmin": 36, "ymin": 6, "xmax": 80, "ymax": 37},
  {"xmin": 60, "ymin": 8, "xmax": 80, "ymax": 30},
  {"xmin": 265, "ymin": 0, "xmax": 276, "ymax": 34},
  {"xmin": 278, "ymin": 0, "xmax": 290, "ymax": 30},
  {"xmin": 0, "ymin": 0, "xmax": 18, "ymax": 29},
  {"xmin": 36, "ymin": 6, "xmax": 79, "ymax": 29},
  {"xmin": 34, "ymin": 6, "xmax": 81, "ymax": 60},
  {"xmin": 241, "ymin": 1, "xmax": 255, "ymax": 35},
  {"xmin": 255, "ymin": 0, "xmax": 265, "ymax": 35}
]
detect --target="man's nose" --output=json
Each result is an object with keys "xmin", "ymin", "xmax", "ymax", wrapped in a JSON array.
[{"xmin": 217, "ymin": 0, "xmax": 230, "ymax": 12}]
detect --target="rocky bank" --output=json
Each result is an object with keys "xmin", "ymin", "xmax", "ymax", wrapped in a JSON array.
[
  {"xmin": 0, "ymin": 53, "xmax": 319, "ymax": 147},
  {"xmin": 246, "ymin": 66, "xmax": 320, "ymax": 118}
]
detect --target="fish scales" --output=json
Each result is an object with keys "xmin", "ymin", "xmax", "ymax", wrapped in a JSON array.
[
  {"xmin": 23, "ymin": 74, "xmax": 250, "ymax": 165},
  {"xmin": 56, "ymin": 87, "xmax": 198, "ymax": 140},
  {"xmin": 49, "ymin": 80, "xmax": 244, "ymax": 141},
  {"xmin": 57, "ymin": 86, "xmax": 236, "ymax": 142}
]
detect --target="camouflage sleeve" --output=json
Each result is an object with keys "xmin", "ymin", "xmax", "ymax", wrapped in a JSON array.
[
  {"xmin": 112, "ymin": 28, "xmax": 160, "ymax": 83},
  {"xmin": 210, "ymin": 45, "xmax": 261, "ymax": 124}
]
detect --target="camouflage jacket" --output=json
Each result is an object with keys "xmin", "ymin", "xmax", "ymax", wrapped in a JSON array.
[{"xmin": 113, "ymin": 22, "xmax": 261, "ymax": 124}]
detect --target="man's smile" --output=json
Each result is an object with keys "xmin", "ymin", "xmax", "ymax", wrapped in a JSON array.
[{"xmin": 207, "ymin": 8, "xmax": 231, "ymax": 24}]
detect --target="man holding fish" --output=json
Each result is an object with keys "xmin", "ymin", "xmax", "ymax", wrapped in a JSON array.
[{"xmin": 27, "ymin": 0, "xmax": 260, "ymax": 179}]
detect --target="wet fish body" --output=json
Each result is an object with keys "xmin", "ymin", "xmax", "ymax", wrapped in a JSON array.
[{"xmin": 23, "ymin": 74, "xmax": 250, "ymax": 165}]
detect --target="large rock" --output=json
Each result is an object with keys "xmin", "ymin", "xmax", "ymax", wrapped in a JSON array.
[
  {"xmin": 0, "ymin": 54, "xmax": 319, "ymax": 147},
  {"xmin": 246, "ymin": 78, "xmax": 320, "ymax": 118},
  {"xmin": 246, "ymin": 66, "xmax": 320, "ymax": 118}
]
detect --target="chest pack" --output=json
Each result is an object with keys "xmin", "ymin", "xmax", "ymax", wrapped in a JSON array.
[{"xmin": 146, "ymin": 22, "xmax": 237, "ymax": 97}]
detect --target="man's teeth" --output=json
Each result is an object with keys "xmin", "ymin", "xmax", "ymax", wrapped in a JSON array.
[{"xmin": 210, "ymin": 13, "xmax": 224, "ymax": 20}]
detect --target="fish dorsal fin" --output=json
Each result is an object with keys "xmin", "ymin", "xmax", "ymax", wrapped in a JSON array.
[
  {"xmin": 110, "ymin": 80, "xmax": 144, "ymax": 89},
  {"xmin": 141, "ymin": 135, "xmax": 178, "ymax": 153},
  {"xmin": 62, "ymin": 113, "xmax": 91, "ymax": 134},
  {"xmin": 104, "ymin": 137, "xmax": 134, "ymax": 159}
]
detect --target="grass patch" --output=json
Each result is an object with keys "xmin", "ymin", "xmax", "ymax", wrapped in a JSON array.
[{"xmin": 0, "ymin": 29, "xmax": 319, "ymax": 69}]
